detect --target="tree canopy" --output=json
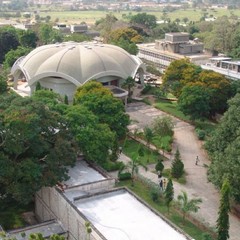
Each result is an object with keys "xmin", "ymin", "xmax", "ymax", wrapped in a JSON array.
[
  {"xmin": 75, "ymin": 81, "xmax": 129, "ymax": 139},
  {"xmin": 0, "ymin": 96, "xmax": 77, "ymax": 203},
  {"xmin": 206, "ymin": 93, "xmax": 240, "ymax": 202}
]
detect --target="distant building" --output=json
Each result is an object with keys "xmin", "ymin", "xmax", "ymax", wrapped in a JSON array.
[
  {"xmin": 201, "ymin": 57, "xmax": 240, "ymax": 80},
  {"xmin": 137, "ymin": 32, "xmax": 211, "ymax": 71}
]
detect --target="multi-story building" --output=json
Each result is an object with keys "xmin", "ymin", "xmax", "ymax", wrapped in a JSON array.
[
  {"xmin": 137, "ymin": 32, "xmax": 211, "ymax": 72},
  {"xmin": 201, "ymin": 57, "xmax": 240, "ymax": 81}
]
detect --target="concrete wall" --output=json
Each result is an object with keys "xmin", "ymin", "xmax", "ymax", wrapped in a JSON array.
[{"xmin": 35, "ymin": 179, "xmax": 115, "ymax": 240}]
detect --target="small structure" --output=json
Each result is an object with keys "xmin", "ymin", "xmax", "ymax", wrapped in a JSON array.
[{"xmin": 137, "ymin": 32, "xmax": 211, "ymax": 71}]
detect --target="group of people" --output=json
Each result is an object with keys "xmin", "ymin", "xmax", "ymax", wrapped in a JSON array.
[{"xmin": 158, "ymin": 171, "xmax": 167, "ymax": 191}]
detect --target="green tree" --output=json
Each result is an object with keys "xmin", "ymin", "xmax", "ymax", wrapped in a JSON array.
[
  {"xmin": 143, "ymin": 126, "xmax": 154, "ymax": 162},
  {"xmin": 0, "ymin": 74, "xmax": 8, "ymax": 94},
  {"xmin": 35, "ymin": 82, "xmax": 42, "ymax": 91},
  {"xmin": 65, "ymin": 105, "xmax": 115, "ymax": 164},
  {"xmin": 122, "ymin": 76, "xmax": 135, "ymax": 98},
  {"xmin": 177, "ymin": 191, "xmax": 202, "ymax": 223},
  {"xmin": 17, "ymin": 29, "xmax": 38, "ymax": 48},
  {"xmin": 75, "ymin": 81, "xmax": 129, "ymax": 139},
  {"xmin": 206, "ymin": 93, "xmax": 240, "ymax": 202},
  {"xmin": 164, "ymin": 178, "xmax": 174, "ymax": 214},
  {"xmin": 64, "ymin": 95, "xmax": 69, "ymax": 105},
  {"xmin": 162, "ymin": 58, "xmax": 201, "ymax": 97},
  {"xmin": 64, "ymin": 33, "xmax": 90, "ymax": 42},
  {"xmin": 130, "ymin": 13, "xmax": 157, "ymax": 29},
  {"xmin": 38, "ymin": 24, "xmax": 63, "ymax": 44},
  {"xmin": 217, "ymin": 179, "xmax": 231, "ymax": 240},
  {"xmin": 178, "ymin": 85, "xmax": 211, "ymax": 120},
  {"xmin": 0, "ymin": 26, "xmax": 19, "ymax": 63},
  {"xmin": 152, "ymin": 115, "xmax": 174, "ymax": 137},
  {"xmin": 0, "ymin": 97, "xmax": 77, "ymax": 203},
  {"xmin": 171, "ymin": 148, "xmax": 184, "ymax": 179},
  {"xmin": 155, "ymin": 158, "xmax": 164, "ymax": 173},
  {"xmin": 3, "ymin": 46, "xmax": 32, "ymax": 70}
]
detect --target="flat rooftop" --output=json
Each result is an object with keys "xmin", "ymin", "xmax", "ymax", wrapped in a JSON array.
[
  {"xmin": 64, "ymin": 161, "xmax": 106, "ymax": 187},
  {"xmin": 76, "ymin": 189, "xmax": 189, "ymax": 240},
  {"xmin": 8, "ymin": 221, "xmax": 66, "ymax": 240}
]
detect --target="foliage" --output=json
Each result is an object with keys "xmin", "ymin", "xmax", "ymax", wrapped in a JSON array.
[
  {"xmin": 146, "ymin": 65, "xmax": 162, "ymax": 76},
  {"xmin": 65, "ymin": 105, "xmax": 115, "ymax": 164},
  {"xmin": 63, "ymin": 33, "xmax": 90, "ymax": 42},
  {"xmin": 195, "ymin": 128, "xmax": 206, "ymax": 140},
  {"xmin": 3, "ymin": 46, "xmax": 32, "ymax": 70},
  {"xmin": 171, "ymin": 148, "xmax": 184, "ymax": 179},
  {"xmin": 141, "ymin": 84, "xmax": 152, "ymax": 94},
  {"xmin": 164, "ymin": 178, "xmax": 174, "ymax": 214},
  {"xmin": 143, "ymin": 126, "xmax": 154, "ymax": 162},
  {"xmin": 101, "ymin": 160, "xmax": 124, "ymax": 172},
  {"xmin": 155, "ymin": 159, "xmax": 164, "ymax": 173},
  {"xmin": 126, "ymin": 153, "xmax": 147, "ymax": 186},
  {"xmin": 178, "ymin": 85, "xmax": 211, "ymax": 120},
  {"xmin": 0, "ymin": 96, "xmax": 77, "ymax": 203},
  {"xmin": 150, "ymin": 189, "xmax": 159, "ymax": 202},
  {"xmin": 122, "ymin": 76, "xmax": 135, "ymax": 98},
  {"xmin": 37, "ymin": 23, "xmax": 63, "ymax": 44},
  {"xmin": 118, "ymin": 172, "xmax": 132, "ymax": 181},
  {"xmin": 123, "ymin": 138, "xmax": 160, "ymax": 165},
  {"xmin": 17, "ymin": 29, "xmax": 38, "ymax": 48},
  {"xmin": 152, "ymin": 115, "xmax": 174, "ymax": 137},
  {"xmin": 130, "ymin": 13, "xmax": 157, "ymax": 29},
  {"xmin": 75, "ymin": 81, "xmax": 129, "ymax": 139},
  {"xmin": 0, "ymin": 26, "xmax": 19, "ymax": 63},
  {"xmin": 0, "ymin": 74, "xmax": 8, "ymax": 94},
  {"xmin": 177, "ymin": 191, "xmax": 202, "ymax": 223},
  {"xmin": 217, "ymin": 179, "xmax": 230, "ymax": 240},
  {"xmin": 206, "ymin": 93, "xmax": 240, "ymax": 202},
  {"xmin": 162, "ymin": 58, "xmax": 201, "ymax": 97}
]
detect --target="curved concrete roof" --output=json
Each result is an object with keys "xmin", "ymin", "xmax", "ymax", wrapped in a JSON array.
[{"xmin": 12, "ymin": 42, "xmax": 145, "ymax": 86}]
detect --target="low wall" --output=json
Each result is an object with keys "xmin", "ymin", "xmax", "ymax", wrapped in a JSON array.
[{"xmin": 35, "ymin": 178, "xmax": 115, "ymax": 240}]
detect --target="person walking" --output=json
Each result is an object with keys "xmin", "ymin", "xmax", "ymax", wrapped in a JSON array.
[
  {"xmin": 163, "ymin": 178, "xmax": 167, "ymax": 191},
  {"xmin": 195, "ymin": 156, "xmax": 199, "ymax": 165},
  {"xmin": 159, "ymin": 179, "xmax": 163, "ymax": 191}
]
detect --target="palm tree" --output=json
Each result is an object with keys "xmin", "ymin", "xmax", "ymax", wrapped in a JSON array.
[
  {"xmin": 127, "ymin": 153, "xmax": 147, "ymax": 186},
  {"xmin": 177, "ymin": 191, "xmax": 202, "ymax": 223}
]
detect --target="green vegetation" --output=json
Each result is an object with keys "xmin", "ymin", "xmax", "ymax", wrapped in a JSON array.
[
  {"xmin": 123, "ymin": 138, "xmax": 159, "ymax": 165},
  {"xmin": 116, "ymin": 179, "xmax": 213, "ymax": 240},
  {"xmin": 154, "ymin": 99, "xmax": 190, "ymax": 122},
  {"xmin": 0, "ymin": 198, "xmax": 33, "ymax": 229}
]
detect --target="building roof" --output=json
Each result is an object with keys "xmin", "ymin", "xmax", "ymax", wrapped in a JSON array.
[
  {"xmin": 12, "ymin": 42, "xmax": 145, "ymax": 87},
  {"xmin": 76, "ymin": 189, "xmax": 190, "ymax": 240},
  {"xmin": 7, "ymin": 220, "xmax": 66, "ymax": 240}
]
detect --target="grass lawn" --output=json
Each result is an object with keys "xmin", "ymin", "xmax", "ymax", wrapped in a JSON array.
[
  {"xmin": 154, "ymin": 99, "xmax": 190, "ymax": 122},
  {"xmin": 0, "ymin": 198, "xmax": 34, "ymax": 230},
  {"xmin": 116, "ymin": 179, "xmax": 215, "ymax": 240},
  {"xmin": 123, "ymin": 138, "xmax": 160, "ymax": 165}
]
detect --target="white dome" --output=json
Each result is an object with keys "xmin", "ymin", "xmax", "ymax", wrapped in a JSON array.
[{"xmin": 12, "ymin": 42, "xmax": 145, "ymax": 86}]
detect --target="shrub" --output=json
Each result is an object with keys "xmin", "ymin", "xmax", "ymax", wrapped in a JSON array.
[
  {"xmin": 118, "ymin": 172, "xmax": 132, "ymax": 181},
  {"xmin": 141, "ymin": 84, "xmax": 152, "ymax": 94},
  {"xmin": 150, "ymin": 189, "xmax": 159, "ymax": 202},
  {"xmin": 196, "ymin": 128, "xmax": 206, "ymax": 140},
  {"xmin": 101, "ymin": 161, "xmax": 125, "ymax": 172},
  {"xmin": 171, "ymin": 149, "xmax": 184, "ymax": 179}
]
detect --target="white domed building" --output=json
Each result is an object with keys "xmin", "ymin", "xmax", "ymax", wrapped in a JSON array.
[{"xmin": 11, "ymin": 42, "xmax": 146, "ymax": 101}]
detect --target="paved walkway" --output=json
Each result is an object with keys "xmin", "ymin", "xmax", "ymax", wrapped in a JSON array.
[{"xmin": 122, "ymin": 102, "xmax": 240, "ymax": 240}]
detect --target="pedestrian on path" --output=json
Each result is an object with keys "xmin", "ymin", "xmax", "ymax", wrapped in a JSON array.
[
  {"xmin": 159, "ymin": 179, "xmax": 163, "ymax": 191},
  {"xmin": 195, "ymin": 156, "xmax": 199, "ymax": 165},
  {"xmin": 163, "ymin": 178, "xmax": 167, "ymax": 190},
  {"xmin": 157, "ymin": 171, "xmax": 162, "ymax": 179},
  {"xmin": 119, "ymin": 146, "xmax": 122, "ymax": 154}
]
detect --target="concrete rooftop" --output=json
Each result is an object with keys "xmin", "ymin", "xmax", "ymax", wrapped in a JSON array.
[
  {"xmin": 64, "ymin": 161, "xmax": 106, "ymax": 187},
  {"xmin": 76, "ymin": 189, "xmax": 189, "ymax": 240}
]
